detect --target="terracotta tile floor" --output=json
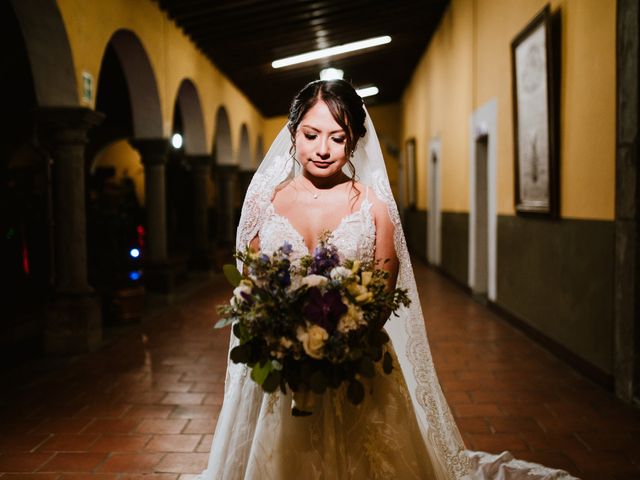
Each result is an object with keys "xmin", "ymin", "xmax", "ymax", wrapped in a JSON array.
[{"xmin": 1, "ymin": 261, "xmax": 639, "ymax": 480}]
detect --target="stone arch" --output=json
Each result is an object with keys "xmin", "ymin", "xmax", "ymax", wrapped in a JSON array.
[
  {"xmin": 238, "ymin": 124, "xmax": 252, "ymax": 170},
  {"xmin": 255, "ymin": 135, "xmax": 264, "ymax": 167},
  {"xmin": 213, "ymin": 106, "xmax": 233, "ymax": 165},
  {"xmin": 174, "ymin": 79, "xmax": 207, "ymax": 155},
  {"xmin": 10, "ymin": 0, "xmax": 77, "ymax": 107},
  {"xmin": 104, "ymin": 29, "xmax": 163, "ymax": 139}
]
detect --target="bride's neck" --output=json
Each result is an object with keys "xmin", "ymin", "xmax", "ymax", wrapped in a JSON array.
[{"xmin": 301, "ymin": 170, "xmax": 350, "ymax": 190}]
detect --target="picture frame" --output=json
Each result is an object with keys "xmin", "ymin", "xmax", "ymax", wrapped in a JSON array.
[
  {"xmin": 511, "ymin": 5, "xmax": 558, "ymax": 217},
  {"xmin": 405, "ymin": 138, "xmax": 417, "ymax": 209}
]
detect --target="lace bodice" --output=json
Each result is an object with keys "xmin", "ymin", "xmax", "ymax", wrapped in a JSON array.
[{"xmin": 259, "ymin": 192, "xmax": 376, "ymax": 264}]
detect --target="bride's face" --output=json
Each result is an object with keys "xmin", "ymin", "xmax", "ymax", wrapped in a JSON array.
[{"xmin": 295, "ymin": 100, "xmax": 348, "ymax": 179}]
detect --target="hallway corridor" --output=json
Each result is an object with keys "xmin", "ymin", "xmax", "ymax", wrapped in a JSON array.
[{"xmin": 0, "ymin": 260, "xmax": 638, "ymax": 480}]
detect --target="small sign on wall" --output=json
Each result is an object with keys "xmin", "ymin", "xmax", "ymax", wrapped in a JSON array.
[{"xmin": 82, "ymin": 71, "xmax": 93, "ymax": 104}]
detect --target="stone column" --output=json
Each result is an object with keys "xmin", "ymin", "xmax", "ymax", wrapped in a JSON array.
[
  {"xmin": 130, "ymin": 139, "xmax": 174, "ymax": 294},
  {"xmin": 187, "ymin": 154, "xmax": 213, "ymax": 271},
  {"xmin": 214, "ymin": 164, "xmax": 239, "ymax": 247},
  {"xmin": 37, "ymin": 107, "xmax": 104, "ymax": 353}
]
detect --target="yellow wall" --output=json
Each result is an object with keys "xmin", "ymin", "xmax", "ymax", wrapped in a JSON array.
[
  {"xmin": 402, "ymin": 0, "xmax": 616, "ymax": 220},
  {"xmin": 367, "ymin": 103, "xmax": 402, "ymax": 197},
  {"xmin": 263, "ymin": 116, "xmax": 288, "ymax": 151},
  {"xmin": 55, "ymin": 0, "xmax": 264, "ymax": 162}
]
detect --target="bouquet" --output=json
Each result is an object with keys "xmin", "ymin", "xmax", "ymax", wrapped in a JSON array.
[{"xmin": 215, "ymin": 237, "xmax": 410, "ymax": 416}]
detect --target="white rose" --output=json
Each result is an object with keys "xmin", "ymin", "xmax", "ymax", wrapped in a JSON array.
[
  {"xmin": 302, "ymin": 274, "xmax": 328, "ymax": 288},
  {"xmin": 297, "ymin": 325, "xmax": 328, "ymax": 359},
  {"xmin": 330, "ymin": 266, "xmax": 353, "ymax": 281},
  {"xmin": 338, "ymin": 303, "xmax": 365, "ymax": 333},
  {"xmin": 286, "ymin": 274, "xmax": 303, "ymax": 293},
  {"xmin": 232, "ymin": 280, "xmax": 252, "ymax": 303}
]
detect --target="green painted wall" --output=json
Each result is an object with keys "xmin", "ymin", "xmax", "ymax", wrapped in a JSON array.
[{"xmin": 496, "ymin": 215, "xmax": 614, "ymax": 374}]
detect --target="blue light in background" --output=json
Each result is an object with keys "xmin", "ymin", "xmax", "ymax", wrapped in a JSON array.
[{"xmin": 129, "ymin": 270, "xmax": 142, "ymax": 281}]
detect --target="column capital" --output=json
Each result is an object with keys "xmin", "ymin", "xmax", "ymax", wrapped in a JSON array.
[
  {"xmin": 186, "ymin": 154, "xmax": 213, "ymax": 169},
  {"xmin": 130, "ymin": 138, "xmax": 170, "ymax": 166},
  {"xmin": 36, "ymin": 107, "xmax": 104, "ymax": 145}
]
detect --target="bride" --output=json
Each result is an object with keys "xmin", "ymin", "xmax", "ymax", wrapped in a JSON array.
[{"xmin": 202, "ymin": 80, "xmax": 575, "ymax": 479}]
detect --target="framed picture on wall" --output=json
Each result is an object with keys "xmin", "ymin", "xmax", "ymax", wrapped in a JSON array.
[
  {"xmin": 405, "ymin": 138, "xmax": 417, "ymax": 209},
  {"xmin": 511, "ymin": 5, "xmax": 559, "ymax": 217}
]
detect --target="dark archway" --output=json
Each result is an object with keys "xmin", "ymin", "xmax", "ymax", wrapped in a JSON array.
[
  {"xmin": 10, "ymin": 0, "xmax": 77, "ymax": 107},
  {"xmin": 166, "ymin": 94, "xmax": 193, "ymax": 262},
  {"xmin": 237, "ymin": 124, "xmax": 253, "ymax": 206},
  {"xmin": 212, "ymin": 106, "xmax": 236, "ymax": 246},
  {"xmin": 255, "ymin": 135, "xmax": 265, "ymax": 167},
  {"xmin": 1, "ymin": 1, "xmax": 49, "ymax": 362},
  {"xmin": 166, "ymin": 80, "xmax": 208, "ymax": 267},
  {"xmin": 238, "ymin": 124, "xmax": 252, "ymax": 170},
  {"xmin": 213, "ymin": 106, "xmax": 233, "ymax": 166},
  {"xmin": 108, "ymin": 30, "xmax": 163, "ymax": 139},
  {"xmin": 85, "ymin": 34, "xmax": 147, "ymax": 319},
  {"xmin": 175, "ymin": 79, "xmax": 207, "ymax": 155}
]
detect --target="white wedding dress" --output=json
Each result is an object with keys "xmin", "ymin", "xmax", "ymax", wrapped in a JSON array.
[
  {"xmin": 204, "ymin": 189, "xmax": 449, "ymax": 479},
  {"xmin": 201, "ymin": 110, "xmax": 578, "ymax": 480}
]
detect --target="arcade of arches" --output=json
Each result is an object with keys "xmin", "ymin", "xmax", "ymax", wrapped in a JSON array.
[{"xmin": 1, "ymin": 0, "xmax": 638, "ymax": 413}]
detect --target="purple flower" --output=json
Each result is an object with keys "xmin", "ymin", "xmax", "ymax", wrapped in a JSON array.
[
  {"xmin": 310, "ymin": 243, "xmax": 340, "ymax": 275},
  {"xmin": 275, "ymin": 267, "xmax": 291, "ymax": 288},
  {"xmin": 302, "ymin": 287, "xmax": 347, "ymax": 333},
  {"xmin": 279, "ymin": 242, "xmax": 293, "ymax": 255}
]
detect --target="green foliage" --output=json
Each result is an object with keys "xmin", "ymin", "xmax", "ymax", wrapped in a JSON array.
[
  {"xmin": 262, "ymin": 371, "xmax": 281, "ymax": 393},
  {"xmin": 230, "ymin": 344, "xmax": 251, "ymax": 363},
  {"xmin": 223, "ymin": 264, "xmax": 242, "ymax": 287},
  {"xmin": 251, "ymin": 361, "xmax": 272, "ymax": 385}
]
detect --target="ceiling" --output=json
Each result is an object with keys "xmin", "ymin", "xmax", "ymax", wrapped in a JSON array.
[{"xmin": 155, "ymin": 0, "xmax": 449, "ymax": 117}]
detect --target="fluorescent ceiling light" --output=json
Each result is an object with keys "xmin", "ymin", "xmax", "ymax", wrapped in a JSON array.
[
  {"xmin": 272, "ymin": 35, "xmax": 391, "ymax": 69},
  {"xmin": 319, "ymin": 68, "xmax": 344, "ymax": 80},
  {"xmin": 356, "ymin": 86, "xmax": 379, "ymax": 98}
]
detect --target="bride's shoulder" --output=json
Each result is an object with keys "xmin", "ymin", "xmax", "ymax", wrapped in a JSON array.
[
  {"xmin": 359, "ymin": 183, "xmax": 393, "ymax": 225},
  {"xmin": 271, "ymin": 179, "xmax": 295, "ymax": 204}
]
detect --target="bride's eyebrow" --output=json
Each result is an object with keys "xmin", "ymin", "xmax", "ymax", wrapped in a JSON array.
[{"xmin": 301, "ymin": 125, "xmax": 345, "ymax": 134}]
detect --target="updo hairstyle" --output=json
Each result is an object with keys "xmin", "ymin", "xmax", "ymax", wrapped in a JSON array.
[{"xmin": 287, "ymin": 79, "xmax": 367, "ymax": 159}]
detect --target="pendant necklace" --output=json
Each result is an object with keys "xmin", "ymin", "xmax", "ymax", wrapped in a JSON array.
[{"xmin": 299, "ymin": 177, "xmax": 320, "ymax": 199}]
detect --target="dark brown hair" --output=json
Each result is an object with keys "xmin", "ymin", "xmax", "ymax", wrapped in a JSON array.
[{"xmin": 288, "ymin": 79, "xmax": 367, "ymax": 159}]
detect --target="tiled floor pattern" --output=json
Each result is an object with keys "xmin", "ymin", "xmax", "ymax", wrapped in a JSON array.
[{"xmin": 1, "ymin": 261, "xmax": 639, "ymax": 480}]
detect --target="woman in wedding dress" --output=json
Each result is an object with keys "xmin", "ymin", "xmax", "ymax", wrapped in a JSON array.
[{"xmin": 202, "ymin": 79, "xmax": 576, "ymax": 480}]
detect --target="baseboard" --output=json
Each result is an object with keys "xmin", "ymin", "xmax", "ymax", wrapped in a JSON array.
[
  {"xmin": 487, "ymin": 299, "xmax": 614, "ymax": 392},
  {"xmin": 421, "ymin": 259, "xmax": 615, "ymax": 393}
]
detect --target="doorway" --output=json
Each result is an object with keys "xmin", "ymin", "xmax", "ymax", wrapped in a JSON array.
[
  {"xmin": 469, "ymin": 99, "xmax": 497, "ymax": 301},
  {"xmin": 428, "ymin": 139, "xmax": 441, "ymax": 265},
  {"xmin": 473, "ymin": 135, "xmax": 489, "ymax": 297}
]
